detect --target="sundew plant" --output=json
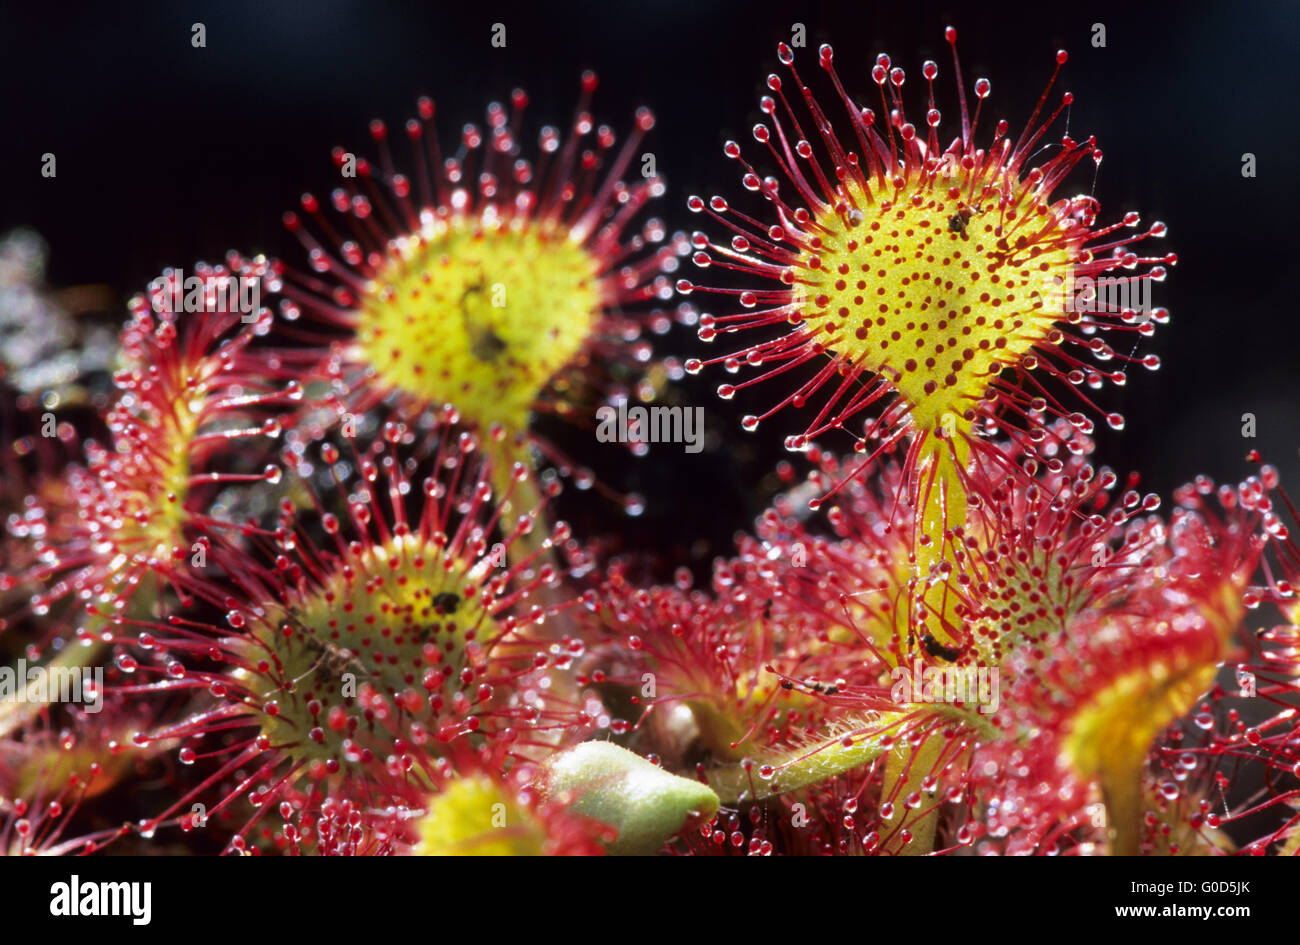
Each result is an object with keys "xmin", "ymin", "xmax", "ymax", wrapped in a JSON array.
[{"xmin": 1, "ymin": 3, "xmax": 1298, "ymax": 863}]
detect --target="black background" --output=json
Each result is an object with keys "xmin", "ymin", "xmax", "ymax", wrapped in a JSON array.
[
  {"xmin": 3, "ymin": 0, "xmax": 1298, "ymax": 578},
  {"xmin": 6, "ymin": 853, "xmax": 1277, "ymax": 927}
]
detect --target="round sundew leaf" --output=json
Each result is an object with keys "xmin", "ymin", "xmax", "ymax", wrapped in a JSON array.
[{"xmin": 355, "ymin": 221, "xmax": 602, "ymax": 435}]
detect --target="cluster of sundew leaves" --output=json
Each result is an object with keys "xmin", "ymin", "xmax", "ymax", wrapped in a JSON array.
[
  {"xmin": 0, "ymin": 254, "xmax": 312, "ymax": 852},
  {"xmin": 95, "ymin": 315, "xmax": 717, "ymax": 851},
  {"xmin": 0, "ymin": 257, "xmax": 294, "ymax": 769},
  {"xmin": 0, "ymin": 73, "xmax": 720, "ymax": 856},
  {"xmin": 615, "ymin": 31, "xmax": 1292, "ymax": 856},
  {"xmin": 2, "ymin": 30, "xmax": 1299, "ymax": 858},
  {"xmin": 574, "ymin": 436, "xmax": 1288, "ymax": 855}
]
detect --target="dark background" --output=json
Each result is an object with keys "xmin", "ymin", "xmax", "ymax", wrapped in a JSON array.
[{"xmin": 3, "ymin": 0, "xmax": 1298, "ymax": 578}]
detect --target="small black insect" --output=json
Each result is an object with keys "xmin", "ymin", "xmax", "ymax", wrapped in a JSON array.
[
  {"xmin": 947, "ymin": 203, "xmax": 984, "ymax": 237},
  {"xmin": 300, "ymin": 637, "xmax": 370, "ymax": 686},
  {"xmin": 460, "ymin": 278, "xmax": 509, "ymax": 362},
  {"xmin": 468, "ymin": 325, "xmax": 508, "ymax": 362},
  {"xmin": 786, "ymin": 677, "xmax": 840, "ymax": 697},
  {"xmin": 921, "ymin": 632, "xmax": 964, "ymax": 663},
  {"xmin": 432, "ymin": 592, "xmax": 461, "ymax": 615}
]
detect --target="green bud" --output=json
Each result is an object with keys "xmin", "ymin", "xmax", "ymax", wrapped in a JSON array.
[{"xmin": 544, "ymin": 742, "xmax": 720, "ymax": 855}]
